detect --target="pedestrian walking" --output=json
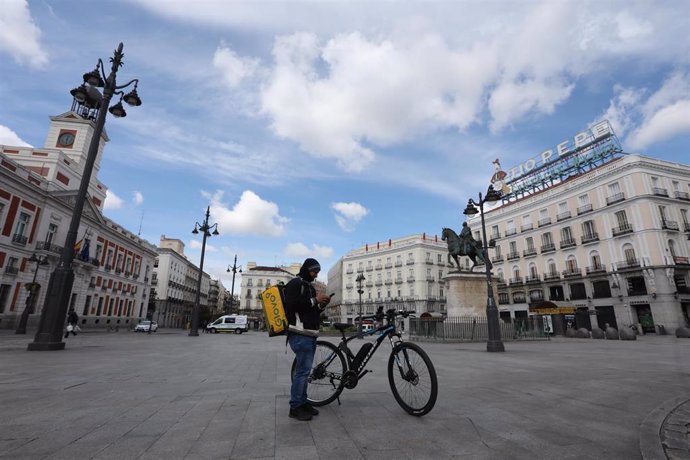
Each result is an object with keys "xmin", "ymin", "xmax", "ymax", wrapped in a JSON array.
[
  {"xmin": 284, "ymin": 258, "xmax": 331, "ymax": 421},
  {"xmin": 64, "ymin": 309, "xmax": 79, "ymax": 338}
]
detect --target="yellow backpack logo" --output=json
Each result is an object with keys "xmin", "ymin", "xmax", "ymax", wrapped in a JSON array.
[{"xmin": 260, "ymin": 285, "xmax": 288, "ymax": 337}]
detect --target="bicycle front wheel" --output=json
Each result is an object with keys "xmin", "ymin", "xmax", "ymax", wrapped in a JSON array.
[
  {"xmin": 387, "ymin": 342, "xmax": 438, "ymax": 416},
  {"xmin": 291, "ymin": 340, "xmax": 345, "ymax": 406}
]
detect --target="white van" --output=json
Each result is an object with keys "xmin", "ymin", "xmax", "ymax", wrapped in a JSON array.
[{"xmin": 207, "ymin": 315, "xmax": 249, "ymax": 334}]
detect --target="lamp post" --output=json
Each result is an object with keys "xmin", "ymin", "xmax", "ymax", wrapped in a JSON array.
[
  {"xmin": 463, "ymin": 184, "xmax": 505, "ymax": 352},
  {"xmin": 190, "ymin": 206, "xmax": 219, "ymax": 336},
  {"xmin": 226, "ymin": 255, "xmax": 242, "ymax": 314},
  {"xmin": 28, "ymin": 43, "xmax": 142, "ymax": 351},
  {"xmin": 16, "ymin": 254, "xmax": 49, "ymax": 334},
  {"xmin": 356, "ymin": 273, "xmax": 365, "ymax": 334}
]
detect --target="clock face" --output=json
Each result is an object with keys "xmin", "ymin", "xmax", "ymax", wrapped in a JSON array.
[{"xmin": 57, "ymin": 132, "xmax": 75, "ymax": 147}]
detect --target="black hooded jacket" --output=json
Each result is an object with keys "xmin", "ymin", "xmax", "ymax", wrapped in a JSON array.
[{"xmin": 284, "ymin": 262, "xmax": 321, "ymax": 335}]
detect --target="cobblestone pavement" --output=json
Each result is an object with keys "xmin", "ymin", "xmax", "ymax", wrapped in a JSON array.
[{"xmin": 0, "ymin": 329, "xmax": 688, "ymax": 459}]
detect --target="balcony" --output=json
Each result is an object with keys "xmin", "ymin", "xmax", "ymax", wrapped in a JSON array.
[
  {"xmin": 492, "ymin": 254, "xmax": 504, "ymax": 263},
  {"xmin": 507, "ymin": 252, "xmax": 520, "ymax": 261},
  {"xmin": 496, "ymin": 278, "xmax": 507, "ymax": 286},
  {"xmin": 525, "ymin": 275, "xmax": 541, "ymax": 284},
  {"xmin": 375, "ymin": 280, "xmax": 383, "ymax": 286},
  {"xmin": 521, "ymin": 223, "xmax": 533, "ymax": 232},
  {"xmin": 562, "ymin": 268, "xmax": 581, "ymax": 278},
  {"xmin": 612, "ymin": 224, "xmax": 633, "ymax": 236},
  {"xmin": 673, "ymin": 256, "xmax": 689, "ymax": 265},
  {"xmin": 425, "ymin": 259, "xmax": 433, "ymax": 265},
  {"xmin": 577, "ymin": 204, "xmax": 593, "ymax": 215},
  {"xmin": 366, "ymin": 281, "xmax": 373, "ymax": 287},
  {"xmin": 346, "ymin": 268, "xmax": 354, "ymax": 274},
  {"xmin": 426, "ymin": 276, "xmax": 435, "ymax": 282},
  {"xmin": 385, "ymin": 279, "xmax": 393, "ymax": 285},
  {"xmin": 675, "ymin": 191, "xmax": 690, "ymax": 201},
  {"xmin": 366, "ymin": 266, "xmax": 373, "ymax": 272},
  {"xmin": 490, "ymin": 232, "xmax": 501, "ymax": 240},
  {"xmin": 560, "ymin": 238, "xmax": 577, "ymax": 249},
  {"xmin": 586, "ymin": 265, "xmax": 607, "ymax": 275},
  {"xmin": 523, "ymin": 248, "xmax": 537, "ymax": 257},
  {"xmin": 653, "ymin": 187, "xmax": 669, "ymax": 197},
  {"xmin": 581, "ymin": 233, "xmax": 599, "ymax": 244},
  {"xmin": 509, "ymin": 277, "xmax": 523, "ymax": 285},
  {"xmin": 105, "ymin": 264, "xmax": 112, "ymax": 271},
  {"xmin": 606, "ymin": 192, "xmax": 625, "ymax": 205},
  {"xmin": 662, "ymin": 220, "xmax": 679, "ymax": 231},
  {"xmin": 395, "ymin": 261, "xmax": 403, "ymax": 267},
  {"xmin": 375, "ymin": 264, "xmax": 383, "ymax": 270},
  {"xmin": 346, "ymin": 283, "xmax": 353, "ymax": 289},
  {"xmin": 35, "ymin": 241, "xmax": 63, "ymax": 254},
  {"xmin": 540, "ymin": 243, "xmax": 556, "ymax": 254},
  {"xmin": 395, "ymin": 277, "xmax": 403, "ymax": 284},
  {"xmin": 4, "ymin": 266, "xmax": 19, "ymax": 275},
  {"xmin": 543, "ymin": 272, "xmax": 560, "ymax": 281},
  {"xmin": 538, "ymin": 217, "xmax": 552, "ymax": 227},
  {"xmin": 406, "ymin": 260, "xmax": 415, "ymax": 265},
  {"xmin": 556, "ymin": 211, "xmax": 571, "ymax": 222},
  {"xmin": 505, "ymin": 228, "xmax": 517, "ymax": 236},
  {"xmin": 406, "ymin": 276, "xmax": 415, "ymax": 282},
  {"xmin": 385, "ymin": 263, "xmax": 393, "ymax": 269},
  {"xmin": 616, "ymin": 259, "xmax": 641, "ymax": 270},
  {"xmin": 11, "ymin": 234, "xmax": 28, "ymax": 246}
]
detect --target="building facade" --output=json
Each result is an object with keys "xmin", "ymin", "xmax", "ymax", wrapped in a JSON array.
[
  {"xmin": 152, "ymin": 236, "xmax": 211, "ymax": 328},
  {"xmin": 0, "ymin": 112, "xmax": 157, "ymax": 330},
  {"xmin": 474, "ymin": 153, "xmax": 690, "ymax": 332},
  {"xmin": 326, "ymin": 234, "xmax": 455, "ymax": 324}
]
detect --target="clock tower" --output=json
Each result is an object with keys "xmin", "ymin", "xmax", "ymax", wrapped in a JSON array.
[{"xmin": 45, "ymin": 111, "xmax": 109, "ymax": 178}]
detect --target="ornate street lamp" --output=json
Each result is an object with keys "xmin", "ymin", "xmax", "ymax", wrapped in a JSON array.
[
  {"xmin": 29, "ymin": 43, "xmax": 142, "ymax": 351},
  {"xmin": 190, "ymin": 206, "xmax": 219, "ymax": 336},
  {"xmin": 15, "ymin": 254, "xmax": 49, "ymax": 334},
  {"xmin": 463, "ymin": 184, "xmax": 505, "ymax": 352},
  {"xmin": 226, "ymin": 255, "xmax": 242, "ymax": 314},
  {"xmin": 356, "ymin": 273, "xmax": 365, "ymax": 334}
]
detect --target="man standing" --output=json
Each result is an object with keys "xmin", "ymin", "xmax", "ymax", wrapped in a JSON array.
[{"xmin": 284, "ymin": 258, "xmax": 331, "ymax": 421}]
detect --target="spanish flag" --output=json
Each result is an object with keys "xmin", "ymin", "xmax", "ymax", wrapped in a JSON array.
[{"xmin": 73, "ymin": 239, "xmax": 83, "ymax": 253}]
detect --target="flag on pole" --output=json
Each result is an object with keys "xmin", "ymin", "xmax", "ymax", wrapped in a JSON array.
[{"xmin": 73, "ymin": 239, "xmax": 83, "ymax": 253}]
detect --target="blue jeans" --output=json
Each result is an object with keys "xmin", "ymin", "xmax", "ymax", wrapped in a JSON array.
[{"xmin": 289, "ymin": 334, "xmax": 316, "ymax": 409}]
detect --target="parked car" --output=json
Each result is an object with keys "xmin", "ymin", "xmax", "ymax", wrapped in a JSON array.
[
  {"xmin": 207, "ymin": 315, "xmax": 249, "ymax": 334},
  {"xmin": 134, "ymin": 320, "xmax": 158, "ymax": 332}
]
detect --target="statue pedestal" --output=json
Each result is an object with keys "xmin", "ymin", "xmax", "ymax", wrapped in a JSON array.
[{"xmin": 444, "ymin": 271, "xmax": 497, "ymax": 317}]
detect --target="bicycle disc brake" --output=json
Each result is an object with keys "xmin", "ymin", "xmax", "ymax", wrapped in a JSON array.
[{"xmin": 343, "ymin": 370, "xmax": 358, "ymax": 389}]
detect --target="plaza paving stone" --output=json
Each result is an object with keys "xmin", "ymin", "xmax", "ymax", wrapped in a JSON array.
[{"xmin": 0, "ymin": 329, "xmax": 688, "ymax": 459}]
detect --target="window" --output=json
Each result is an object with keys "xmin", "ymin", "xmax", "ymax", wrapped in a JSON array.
[
  {"xmin": 509, "ymin": 241, "xmax": 517, "ymax": 253},
  {"xmin": 548, "ymin": 260, "xmax": 557, "ymax": 276},
  {"xmin": 0, "ymin": 284, "xmax": 11, "ymax": 313},
  {"xmin": 592, "ymin": 280, "xmax": 612, "ymax": 298},
  {"xmin": 506, "ymin": 220, "xmax": 516, "ymax": 235},
  {"xmin": 529, "ymin": 264, "xmax": 538, "ymax": 278},
  {"xmin": 491, "ymin": 225, "xmax": 499, "ymax": 237},
  {"xmin": 570, "ymin": 283, "xmax": 587, "ymax": 300},
  {"xmin": 623, "ymin": 244, "xmax": 636, "ymax": 263},
  {"xmin": 542, "ymin": 232, "xmax": 553, "ymax": 245},
  {"xmin": 82, "ymin": 295, "xmax": 91, "ymax": 316},
  {"xmin": 578, "ymin": 194, "xmax": 590, "ymax": 206},
  {"xmin": 590, "ymin": 252, "xmax": 602, "ymax": 269},
  {"xmin": 582, "ymin": 220, "xmax": 596, "ymax": 238},
  {"xmin": 672, "ymin": 181, "xmax": 680, "ymax": 192},
  {"xmin": 558, "ymin": 202, "xmax": 568, "ymax": 213},
  {"xmin": 561, "ymin": 227, "xmax": 573, "ymax": 242},
  {"xmin": 46, "ymin": 223, "xmax": 58, "ymax": 245},
  {"xmin": 608, "ymin": 182, "xmax": 621, "ymax": 194},
  {"xmin": 565, "ymin": 256, "xmax": 578, "ymax": 272},
  {"xmin": 615, "ymin": 210, "xmax": 629, "ymax": 227},
  {"xmin": 539, "ymin": 209, "xmax": 548, "ymax": 219}
]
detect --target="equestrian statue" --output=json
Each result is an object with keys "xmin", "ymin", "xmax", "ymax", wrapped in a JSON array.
[{"xmin": 441, "ymin": 223, "xmax": 491, "ymax": 272}]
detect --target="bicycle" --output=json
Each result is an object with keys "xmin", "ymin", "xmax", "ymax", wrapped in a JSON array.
[{"xmin": 290, "ymin": 309, "xmax": 438, "ymax": 416}]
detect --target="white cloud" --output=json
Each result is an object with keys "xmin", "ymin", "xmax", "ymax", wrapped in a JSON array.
[
  {"xmin": 189, "ymin": 239, "xmax": 218, "ymax": 252},
  {"xmin": 284, "ymin": 242, "xmax": 333, "ymax": 260},
  {"xmin": 133, "ymin": 191, "xmax": 144, "ymax": 206},
  {"xmin": 627, "ymin": 100, "xmax": 690, "ymax": 149},
  {"xmin": 331, "ymin": 201, "xmax": 369, "ymax": 232},
  {"xmin": 206, "ymin": 189, "xmax": 288, "ymax": 237},
  {"xmin": 0, "ymin": 125, "xmax": 32, "ymax": 147},
  {"xmin": 213, "ymin": 44, "xmax": 260, "ymax": 88},
  {"xmin": 595, "ymin": 85, "xmax": 645, "ymax": 138},
  {"xmin": 0, "ymin": 0, "xmax": 48, "ymax": 68},
  {"xmin": 103, "ymin": 190, "xmax": 124, "ymax": 210}
]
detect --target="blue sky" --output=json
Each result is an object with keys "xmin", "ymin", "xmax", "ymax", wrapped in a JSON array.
[{"xmin": 1, "ymin": 0, "xmax": 689, "ymax": 288}]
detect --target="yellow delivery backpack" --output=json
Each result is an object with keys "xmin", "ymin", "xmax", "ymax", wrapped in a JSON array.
[{"xmin": 260, "ymin": 284, "xmax": 289, "ymax": 337}]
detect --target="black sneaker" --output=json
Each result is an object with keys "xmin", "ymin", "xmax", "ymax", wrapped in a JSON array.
[
  {"xmin": 289, "ymin": 406, "xmax": 312, "ymax": 421},
  {"xmin": 303, "ymin": 404, "xmax": 319, "ymax": 416}
]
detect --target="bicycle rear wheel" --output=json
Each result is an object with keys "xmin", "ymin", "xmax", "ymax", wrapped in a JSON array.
[
  {"xmin": 291, "ymin": 340, "xmax": 346, "ymax": 406},
  {"xmin": 387, "ymin": 342, "xmax": 438, "ymax": 416}
]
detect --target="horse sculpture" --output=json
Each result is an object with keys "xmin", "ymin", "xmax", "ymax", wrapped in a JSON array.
[{"xmin": 441, "ymin": 227, "xmax": 491, "ymax": 272}]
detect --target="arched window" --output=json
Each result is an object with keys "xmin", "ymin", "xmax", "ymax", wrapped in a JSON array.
[
  {"xmin": 529, "ymin": 263, "xmax": 538, "ymax": 279},
  {"xmin": 622, "ymin": 243, "xmax": 636, "ymax": 264},
  {"xmin": 566, "ymin": 255, "xmax": 578, "ymax": 272},
  {"xmin": 589, "ymin": 250, "xmax": 602, "ymax": 270},
  {"xmin": 547, "ymin": 259, "xmax": 557, "ymax": 276}
]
